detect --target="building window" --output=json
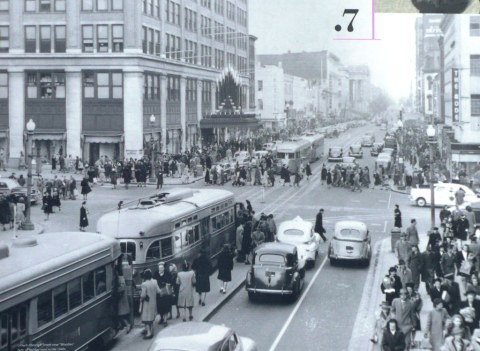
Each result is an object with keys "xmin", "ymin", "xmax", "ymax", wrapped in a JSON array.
[
  {"xmin": 165, "ymin": 33, "xmax": 181, "ymax": 60},
  {"xmin": 258, "ymin": 99, "xmax": 263, "ymax": 110},
  {"xmin": 0, "ymin": 26, "xmax": 8, "ymax": 53},
  {"xmin": 471, "ymin": 55, "xmax": 480, "ymax": 76},
  {"xmin": 97, "ymin": 25, "xmax": 108, "ymax": 52},
  {"xmin": 0, "ymin": 73, "xmax": 8, "ymax": 98},
  {"xmin": 226, "ymin": 1, "xmax": 235, "ymax": 21},
  {"xmin": 226, "ymin": 27, "xmax": 235, "ymax": 46},
  {"xmin": 142, "ymin": 26, "xmax": 147, "ymax": 53},
  {"xmin": 147, "ymin": 28, "xmax": 153, "ymax": 54},
  {"xmin": 167, "ymin": 75, "xmax": 180, "ymax": 101},
  {"xmin": 112, "ymin": 72, "xmax": 122, "ymax": 98},
  {"xmin": 111, "ymin": 0, "xmax": 123, "ymax": 10},
  {"xmin": 112, "ymin": 24, "xmax": 123, "ymax": 52},
  {"xmin": 68, "ymin": 278, "xmax": 82, "ymax": 310},
  {"xmin": 472, "ymin": 95, "xmax": 480, "ymax": 116},
  {"xmin": 154, "ymin": 30, "xmax": 160, "ymax": 56},
  {"xmin": 258, "ymin": 80, "xmax": 263, "ymax": 91},
  {"xmin": 237, "ymin": 7, "xmax": 247, "ymax": 26},
  {"xmin": 470, "ymin": 17, "xmax": 480, "ymax": 37},
  {"xmin": 200, "ymin": 0, "xmax": 211, "ymax": 9},
  {"xmin": 0, "ymin": 0, "xmax": 9, "ymax": 12},
  {"xmin": 82, "ymin": 0, "xmax": 93, "ymax": 11},
  {"xmin": 82, "ymin": 25, "xmax": 93, "ymax": 53},
  {"xmin": 83, "ymin": 71, "xmax": 123, "ymax": 99},
  {"xmin": 97, "ymin": 0, "xmax": 107, "ymax": 11},
  {"xmin": 39, "ymin": 0, "xmax": 51, "ymax": 12},
  {"xmin": 37, "ymin": 290, "xmax": 53, "ymax": 327},
  {"xmin": 54, "ymin": 0, "xmax": 65, "ymax": 11},
  {"xmin": 166, "ymin": 0, "xmax": 180, "ymax": 25},
  {"xmin": 185, "ymin": 8, "xmax": 197, "ymax": 32},
  {"xmin": 54, "ymin": 25, "xmax": 66, "ymax": 53},
  {"xmin": 214, "ymin": 0, "xmax": 224, "ymax": 14},
  {"xmin": 26, "ymin": 71, "xmax": 65, "ymax": 99},
  {"xmin": 25, "ymin": 0, "xmax": 36, "ymax": 12},
  {"xmin": 39, "ymin": 26, "xmax": 51, "ymax": 53},
  {"xmin": 202, "ymin": 81, "xmax": 211, "ymax": 103},
  {"xmin": 144, "ymin": 73, "xmax": 160, "ymax": 100},
  {"xmin": 186, "ymin": 79, "xmax": 197, "ymax": 102}
]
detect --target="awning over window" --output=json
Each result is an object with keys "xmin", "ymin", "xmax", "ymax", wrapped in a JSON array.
[
  {"xmin": 31, "ymin": 133, "xmax": 66, "ymax": 141},
  {"xmin": 84, "ymin": 135, "xmax": 122, "ymax": 144}
]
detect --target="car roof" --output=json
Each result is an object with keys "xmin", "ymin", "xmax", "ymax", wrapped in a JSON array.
[
  {"xmin": 330, "ymin": 146, "xmax": 342, "ymax": 149},
  {"xmin": 0, "ymin": 178, "xmax": 20, "ymax": 187},
  {"xmin": 148, "ymin": 322, "xmax": 231, "ymax": 351},
  {"xmin": 351, "ymin": 144, "xmax": 361, "ymax": 147},
  {"xmin": 334, "ymin": 220, "xmax": 368, "ymax": 233},
  {"xmin": 278, "ymin": 216, "xmax": 312, "ymax": 233},
  {"xmin": 255, "ymin": 242, "xmax": 297, "ymax": 255}
]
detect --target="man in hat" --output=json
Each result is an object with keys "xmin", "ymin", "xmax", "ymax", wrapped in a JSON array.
[
  {"xmin": 427, "ymin": 227, "xmax": 442, "ymax": 254},
  {"xmin": 391, "ymin": 288, "xmax": 416, "ymax": 349},
  {"xmin": 441, "ymin": 245, "xmax": 457, "ymax": 279},
  {"xmin": 454, "ymin": 212, "xmax": 470, "ymax": 242},
  {"xmin": 459, "ymin": 289, "xmax": 480, "ymax": 334},
  {"xmin": 406, "ymin": 219, "xmax": 419, "ymax": 247},
  {"xmin": 395, "ymin": 232, "xmax": 412, "ymax": 263},
  {"xmin": 397, "ymin": 259, "xmax": 413, "ymax": 288}
]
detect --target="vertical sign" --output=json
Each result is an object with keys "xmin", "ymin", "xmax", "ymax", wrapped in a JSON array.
[{"xmin": 452, "ymin": 68, "xmax": 460, "ymax": 122}]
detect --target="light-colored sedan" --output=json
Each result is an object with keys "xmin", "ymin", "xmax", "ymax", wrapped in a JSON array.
[
  {"xmin": 276, "ymin": 216, "xmax": 321, "ymax": 267},
  {"xmin": 148, "ymin": 322, "xmax": 258, "ymax": 351},
  {"xmin": 328, "ymin": 220, "xmax": 371, "ymax": 266}
]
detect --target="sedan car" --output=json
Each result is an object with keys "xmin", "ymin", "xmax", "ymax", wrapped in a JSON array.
[
  {"xmin": 276, "ymin": 216, "xmax": 321, "ymax": 267},
  {"xmin": 361, "ymin": 134, "xmax": 375, "ymax": 147},
  {"xmin": 348, "ymin": 144, "xmax": 363, "ymax": 158},
  {"xmin": 370, "ymin": 142, "xmax": 384, "ymax": 156},
  {"xmin": 147, "ymin": 322, "xmax": 258, "ymax": 351},
  {"xmin": 246, "ymin": 242, "xmax": 305, "ymax": 301},
  {"xmin": 328, "ymin": 146, "xmax": 343, "ymax": 162},
  {"xmin": 0, "ymin": 178, "xmax": 39, "ymax": 204},
  {"xmin": 328, "ymin": 220, "xmax": 371, "ymax": 266}
]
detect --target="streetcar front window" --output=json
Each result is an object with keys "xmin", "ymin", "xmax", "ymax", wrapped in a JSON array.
[
  {"xmin": 288, "ymin": 153, "xmax": 295, "ymax": 159},
  {"xmin": 82, "ymin": 271, "xmax": 95, "ymax": 303},
  {"xmin": 277, "ymin": 152, "xmax": 286, "ymax": 159},
  {"xmin": 95, "ymin": 267, "xmax": 107, "ymax": 295},
  {"xmin": 120, "ymin": 241, "xmax": 136, "ymax": 262}
]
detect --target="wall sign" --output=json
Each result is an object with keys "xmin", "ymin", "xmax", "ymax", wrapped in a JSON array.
[{"xmin": 452, "ymin": 68, "xmax": 460, "ymax": 122}]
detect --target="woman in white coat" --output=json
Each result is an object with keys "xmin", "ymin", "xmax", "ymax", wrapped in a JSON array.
[
  {"xmin": 140, "ymin": 269, "xmax": 161, "ymax": 339},
  {"xmin": 176, "ymin": 261, "xmax": 196, "ymax": 322}
]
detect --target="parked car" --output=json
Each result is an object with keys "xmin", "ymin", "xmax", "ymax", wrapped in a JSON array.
[
  {"xmin": 409, "ymin": 182, "xmax": 480, "ymax": 207},
  {"xmin": 370, "ymin": 142, "xmax": 384, "ymax": 156},
  {"xmin": 276, "ymin": 216, "xmax": 321, "ymax": 268},
  {"xmin": 328, "ymin": 146, "xmax": 343, "ymax": 162},
  {"xmin": 348, "ymin": 144, "xmax": 363, "ymax": 158},
  {"xmin": 0, "ymin": 178, "xmax": 40, "ymax": 204},
  {"xmin": 361, "ymin": 134, "xmax": 375, "ymax": 147},
  {"xmin": 328, "ymin": 220, "xmax": 371, "ymax": 266},
  {"xmin": 147, "ymin": 322, "xmax": 258, "ymax": 351},
  {"xmin": 246, "ymin": 242, "xmax": 305, "ymax": 302}
]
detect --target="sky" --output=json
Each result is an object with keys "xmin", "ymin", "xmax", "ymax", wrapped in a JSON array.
[{"xmin": 249, "ymin": 0, "xmax": 420, "ymax": 102}]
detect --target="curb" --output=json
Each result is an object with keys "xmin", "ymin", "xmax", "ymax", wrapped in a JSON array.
[
  {"xmin": 388, "ymin": 186, "xmax": 409, "ymax": 195},
  {"xmin": 202, "ymin": 279, "xmax": 246, "ymax": 322}
]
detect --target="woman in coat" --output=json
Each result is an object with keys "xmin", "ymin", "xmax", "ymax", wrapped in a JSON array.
[
  {"xmin": 217, "ymin": 244, "xmax": 234, "ymax": 294},
  {"xmin": 204, "ymin": 168, "xmax": 210, "ymax": 185},
  {"xmin": 79, "ymin": 201, "xmax": 89, "ymax": 231},
  {"xmin": 242, "ymin": 221, "xmax": 253, "ymax": 264},
  {"xmin": 110, "ymin": 165, "xmax": 117, "ymax": 189},
  {"xmin": 191, "ymin": 250, "xmax": 212, "ymax": 306},
  {"xmin": 153, "ymin": 262, "xmax": 172, "ymax": 327},
  {"xmin": 326, "ymin": 169, "xmax": 332, "ymax": 188},
  {"xmin": 394, "ymin": 204, "xmax": 402, "ymax": 228},
  {"xmin": 382, "ymin": 319, "xmax": 406, "ymax": 351},
  {"xmin": 122, "ymin": 164, "xmax": 131, "ymax": 189},
  {"xmin": 0, "ymin": 195, "xmax": 11, "ymax": 230},
  {"xmin": 116, "ymin": 267, "xmax": 132, "ymax": 333},
  {"xmin": 407, "ymin": 245, "xmax": 423, "ymax": 292},
  {"xmin": 425, "ymin": 298, "xmax": 449, "ymax": 351},
  {"xmin": 80, "ymin": 176, "xmax": 91, "ymax": 200},
  {"xmin": 370, "ymin": 302, "xmax": 390, "ymax": 348},
  {"xmin": 380, "ymin": 266, "xmax": 402, "ymax": 306},
  {"xmin": 176, "ymin": 261, "xmax": 195, "ymax": 322},
  {"xmin": 169, "ymin": 263, "xmax": 180, "ymax": 319},
  {"xmin": 43, "ymin": 192, "xmax": 53, "ymax": 220},
  {"xmin": 140, "ymin": 269, "xmax": 161, "ymax": 339},
  {"xmin": 305, "ymin": 163, "xmax": 312, "ymax": 180}
]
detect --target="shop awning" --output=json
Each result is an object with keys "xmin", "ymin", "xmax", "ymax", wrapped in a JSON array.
[
  {"xmin": 83, "ymin": 135, "xmax": 122, "ymax": 143},
  {"xmin": 31, "ymin": 132, "xmax": 66, "ymax": 141}
]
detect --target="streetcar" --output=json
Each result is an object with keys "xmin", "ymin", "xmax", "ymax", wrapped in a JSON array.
[
  {"xmin": 96, "ymin": 188, "xmax": 237, "ymax": 300},
  {"xmin": 300, "ymin": 133, "xmax": 325, "ymax": 163},
  {"xmin": 275, "ymin": 139, "xmax": 312, "ymax": 174},
  {"xmin": 0, "ymin": 232, "xmax": 121, "ymax": 351}
]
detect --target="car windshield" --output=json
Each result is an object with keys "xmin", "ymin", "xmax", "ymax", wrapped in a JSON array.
[
  {"xmin": 280, "ymin": 229, "xmax": 306, "ymax": 242},
  {"xmin": 258, "ymin": 254, "xmax": 285, "ymax": 264},
  {"xmin": 337, "ymin": 228, "xmax": 364, "ymax": 240}
]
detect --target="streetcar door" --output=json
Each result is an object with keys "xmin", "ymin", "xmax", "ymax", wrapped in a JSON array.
[
  {"xmin": 200, "ymin": 217, "xmax": 210, "ymax": 251},
  {"xmin": 0, "ymin": 303, "xmax": 28, "ymax": 351}
]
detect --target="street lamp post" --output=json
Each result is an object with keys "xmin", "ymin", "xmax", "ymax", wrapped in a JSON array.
[
  {"xmin": 149, "ymin": 114, "xmax": 156, "ymax": 182},
  {"xmin": 22, "ymin": 118, "xmax": 36, "ymax": 230},
  {"xmin": 427, "ymin": 124, "xmax": 437, "ymax": 228}
]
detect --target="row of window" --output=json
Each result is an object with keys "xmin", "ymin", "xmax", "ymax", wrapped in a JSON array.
[
  {"xmin": 82, "ymin": 24, "xmax": 124, "ymax": 53},
  {"xmin": 211, "ymin": 209, "xmax": 234, "ymax": 232},
  {"xmin": 166, "ymin": 0, "xmax": 181, "ymax": 25},
  {"xmin": 185, "ymin": 7, "xmax": 198, "ymax": 32},
  {"xmin": 24, "ymin": 25, "xmax": 66, "ymax": 53},
  {"xmin": 200, "ymin": 15, "xmax": 213, "ymax": 37},
  {"xmin": 37, "ymin": 267, "xmax": 107, "ymax": 328},
  {"xmin": 26, "ymin": 71, "xmax": 65, "ymax": 99},
  {"xmin": 184, "ymin": 39, "xmax": 198, "ymax": 64},
  {"xmin": 142, "ymin": 26, "xmax": 161, "ymax": 56},
  {"xmin": 83, "ymin": 71, "xmax": 123, "ymax": 99},
  {"xmin": 24, "ymin": 0, "xmax": 65, "ymax": 12},
  {"xmin": 214, "ymin": 22, "xmax": 224, "ymax": 42},
  {"xmin": 165, "ymin": 33, "xmax": 181, "ymax": 60},
  {"xmin": 167, "ymin": 76, "xmax": 180, "ymax": 101},
  {"xmin": 214, "ymin": 0, "xmax": 224, "ymax": 15},
  {"xmin": 0, "ymin": 305, "xmax": 27, "ymax": 347},
  {"xmin": 214, "ymin": 49, "xmax": 225, "ymax": 69},
  {"xmin": 81, "ymin": 0, "xmax": 123, "ymax": 12},
  {"xmin": 200, "ymin": 0, "xmax": 211, "ymax": 9},
  {"xmin": 144, "ymin": 73, "xmax": 161, "ymax": 101},
  {"xmin": 202, "ymin": 81, "xmax": 212, "ymax": 103},
  {"xmin": 143, "ymin": 0, "xmax": 160, "ymax": 17},
  {"xmin": 146, "ymin": 237, "xmax": 174, "ymax": 261},
  {"xmin": 226, "ymin": 1, "xmax": 235, "ymax": 21},
  {"xmin": 186, "ymin": 78, "xmax": 198, "ymax": 102}
]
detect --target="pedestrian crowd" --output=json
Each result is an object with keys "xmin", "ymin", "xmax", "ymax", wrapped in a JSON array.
[{"xmin": 373, "ymin": 204, "xmax": 480, "ymax": 351}]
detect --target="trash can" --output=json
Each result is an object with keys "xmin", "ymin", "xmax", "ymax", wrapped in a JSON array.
[
  {"xmin": 391, "ymin": 227, "xmax": 401, "ymax": 252},
  {"xmin": 195, "ymin": 165, "xmax": 203, "ymax": 178}
]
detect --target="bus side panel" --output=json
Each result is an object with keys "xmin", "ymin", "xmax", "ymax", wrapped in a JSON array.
[{"xmin": 31, "ymin": 295, "xmax": 115, "ymax": 351}]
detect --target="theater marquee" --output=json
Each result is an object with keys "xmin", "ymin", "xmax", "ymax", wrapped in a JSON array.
[{"xmin": 452, "ymin": 68, "xmax": 460, "ymax": 122}]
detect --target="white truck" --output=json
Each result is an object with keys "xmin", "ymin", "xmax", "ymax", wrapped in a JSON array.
[{"xmin": 409, "ymin": 183, "xmax": 479, "ymax": 207}]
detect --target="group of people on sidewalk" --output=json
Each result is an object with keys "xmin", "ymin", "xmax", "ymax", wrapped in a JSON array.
[{"xmin": 374, "ymin": 205, "xmax": 480, "ymax": 351}]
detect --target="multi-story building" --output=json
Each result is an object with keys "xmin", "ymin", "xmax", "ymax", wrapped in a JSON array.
[
  {"xmin": 347, "ymin": 65, "xmax": 371, "ymax": 114},
  {"xmin": 415, "ymin": 14, "xmax": 443, "ymax": 121},
  {"xmin": 439, "ymin": 15, "xmax": 480, "ymax": 178},
  {"xmin": 255, "ymin": 62, "xmax": 285, "ymax": 130},
  {"xmin": 0, "ymin": 0, "xmax": 251, "ymax": 165}
]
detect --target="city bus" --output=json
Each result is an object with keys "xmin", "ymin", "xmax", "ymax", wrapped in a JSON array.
[
  {"xmin": 275, "ymin": 138, "xmax": 312, "ymax": 173},
  {"xmin": 0, "ymin": 232, "xmax": 121, "ymax": 351},
  {"xmin": 300, "ymin": 133, "xmax": 325, "ymax": 163},
  {"xmin": 96, "ymin": 188, "xmax": 237, "ymax": 301}
]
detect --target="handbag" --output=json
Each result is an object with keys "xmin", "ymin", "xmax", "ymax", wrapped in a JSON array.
[{"xmin": 460, "ymin": 260, "xmax": 472, "ymax": 276}]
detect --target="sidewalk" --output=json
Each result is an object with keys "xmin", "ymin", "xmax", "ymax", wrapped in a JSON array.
[
  {"xmin": 110, "ymin": 261, "xmax": 250, "ymax": 351},
  {"xmin": 0, "ymin": 164, "xmax": 204, "ymax": 186}
]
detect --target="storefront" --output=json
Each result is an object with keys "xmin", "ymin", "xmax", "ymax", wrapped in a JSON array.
[
  {"xmin": 82, "ymin": 134, "xmax": 123, "ymax": 165},
  {"xmin": 31, "ymin": 132, "xmax": 66, "ymax": 164},
  {"xmin": 450, "ymin": 143, "xmax": 480, "ymax": 181}
]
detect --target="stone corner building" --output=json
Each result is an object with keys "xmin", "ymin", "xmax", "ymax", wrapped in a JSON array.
[{"xmin": 0, "ymin": 0, "xmax": 253, "ymax": 166}]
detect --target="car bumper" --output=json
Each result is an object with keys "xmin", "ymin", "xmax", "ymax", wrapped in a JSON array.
[
  {"xmin": 328, "ymin": 157, "xmax": 343, "ymax": 162},
  {"xmin": 246, "ymin": 287, "xmax": 293, "ymax": 295},
  {"xmin": 349, "ymin": 153, "xmax": 363, "ymax": 158},
  {"xmin": 329, "ymin": 254, "xmax": 364, "ymax": 260}
]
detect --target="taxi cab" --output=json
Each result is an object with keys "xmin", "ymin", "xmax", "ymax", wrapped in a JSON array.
[{"xmin": 328, "ymin": 220, "xmax": 371, "ymax": 266}]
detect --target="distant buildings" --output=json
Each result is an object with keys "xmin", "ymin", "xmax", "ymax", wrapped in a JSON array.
[{"xmin": 255, "ymin": 51, "xmax": 372, "ymax": 130}]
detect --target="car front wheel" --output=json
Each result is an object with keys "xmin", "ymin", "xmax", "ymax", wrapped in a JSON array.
[
  {"xmin": 248, "ymin": 291, "xmax": 257, "ymax": 302},
  {"xmin": 416, "ymin": 198, "xmax": 426, "ymax": 207}
]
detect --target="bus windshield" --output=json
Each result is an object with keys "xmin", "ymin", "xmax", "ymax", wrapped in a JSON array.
[
  {"xmin": 277, "ymin": 152, "xmax": 286, "ymax": 159},
  {"xmin": 288, "ymin": 153, "xmax": 295, "ymax": 159}
]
